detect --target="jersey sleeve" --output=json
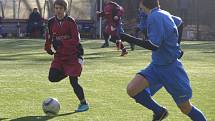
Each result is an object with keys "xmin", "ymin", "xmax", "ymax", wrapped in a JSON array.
[
  {"xmin": 44, "ymin": 20, "xmax": 52, "ymax": 51},
  {"xmin": 172, "ymin": 15, "xmax": 183, "ymax": 27},
  {"xmin": 69, "ymin": 20, "xmax": 80, "ymax": 46},
  {"xmin": 116, "ymin": 6, "xmax": 124, "ymax": 17},
  {"xmin": 147, "ymin": 15, "xmax": 164, "ymax": 48},
  {"xmin": 66, "ymin": 18, "xmax": 83, "ymax": 56}
]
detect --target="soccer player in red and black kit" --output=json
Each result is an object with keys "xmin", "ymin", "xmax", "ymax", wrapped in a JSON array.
[
  {"xmin": 97, "ymin": 0, "xmax": 128, "ymax": 56},
  {"xmin": 44, "ymin": 0, "xmax": 89, "ymax": 112}
]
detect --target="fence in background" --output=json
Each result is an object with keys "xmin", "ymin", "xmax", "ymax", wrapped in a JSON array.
[
  {"xmin": 0, "ymin": 0, "xmax": 215, "ymax": 40},
  {"xmin": 120, "ymin": 0, "xmax": 215, "ymax": 40}
]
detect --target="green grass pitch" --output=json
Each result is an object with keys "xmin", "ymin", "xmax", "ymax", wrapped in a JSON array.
[{"xmin": 0, "ymin": 39, "xmax": 215, "ymax": 121}]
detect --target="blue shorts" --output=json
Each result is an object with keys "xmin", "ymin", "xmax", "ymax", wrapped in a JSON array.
[{"xmin": 138, "ymin": 60, "xmax": 192, "ymax": 105}]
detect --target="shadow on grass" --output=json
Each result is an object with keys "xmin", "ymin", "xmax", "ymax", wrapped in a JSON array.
[
  {"xmin": 84, "ymin": 51, "xmax": 120, "ymax": 60},
  {"xmin": 202, "ymin": 51, "xmax": 215, "ymax": 54},
  {"xmin": 84, "ymin": 51, "xmax": 116, "ymax": 56},
  {"xmin": 0, "ymin": 50, "xmax": 115, "ymax": 62},
  {"xmin": 84, "ymin": 56, "xmax": 104, "ymax": 60},
  {"xmin": 0, "ymin": 52, "xmax": 44, "ymax": 58},
  {"xmin": 0, "ymin": 118, "xmax": 8, "ymax": 121},
  {"xmin": 9, "ymin": 112, "xmax": 76, "ymax": 121},
  {"xmin": 182, "ymin": 42, "xmax": 215, "ymax": 49},
  {"xmin": 0, "ymin": 52, "xmax": 47, "ymax": 62}
]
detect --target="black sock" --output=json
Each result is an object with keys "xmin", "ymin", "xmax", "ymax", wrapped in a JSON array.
[
  {"xmin": 103, "ymin": 32, "xmax": 110, "ymax": 45},
  {"xmin": 69, "ymin": 76, "xmax": 86, "ymax": 104}
]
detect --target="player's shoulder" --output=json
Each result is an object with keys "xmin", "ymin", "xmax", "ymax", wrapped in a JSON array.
[
  {"xmin": 150, "ymin": 9, "xmax": 170, "ymax": 20},
  {"xmin": 109, "ymin": 1, "xmax": 119, "ymax": 6},
  {"xmin": 107, "ymin": 1, "xmax": 122, "ymax": 9},
  {"xmin": 172, "ymin": 15, "xmax": 182, "ymax": 21},
  {"xmin": 48, "ymin": 16, "xmax": 55, "ymax": 24},
  {"xmin": 65, "ymin": 16, "xmax": 76, "ymax": 23}
]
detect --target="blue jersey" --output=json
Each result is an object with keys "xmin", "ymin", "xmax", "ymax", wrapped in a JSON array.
[
  {"xmin": 172, "ymin": 16, "xmax": 183, "ymax": 27},
  {"xmin": 147, "ymin": 8, "xmax": 181, "ymax": 65},
  {"xmin": 138, "ymin": 12, "xmax": 182, "ymax": 33}
]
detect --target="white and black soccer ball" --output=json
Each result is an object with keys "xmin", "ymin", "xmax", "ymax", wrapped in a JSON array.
[{"xmin": 42, "ymin": 97, "xmax": 60, "ymax": 116}]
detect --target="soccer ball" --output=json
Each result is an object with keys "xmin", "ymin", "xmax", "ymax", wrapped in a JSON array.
[{"xmin": 42, "ymin": 97, "xmax": 60, "ymax": 116}]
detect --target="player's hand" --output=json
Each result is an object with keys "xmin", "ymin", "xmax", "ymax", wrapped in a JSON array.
[
  {"xmin": 46, "ymin": 49, "xmax": 54, "ymax": 55},
  {"xmin": 114, "ymin": 16, "xmax": 119, "ymax": 20},
  {"xmin": 111, "ymin": 26, "xmax": 116, "ymax": 31},
  {"xmin": 96, "ymin": 11, "xmax": 101, "ymax": 15}
]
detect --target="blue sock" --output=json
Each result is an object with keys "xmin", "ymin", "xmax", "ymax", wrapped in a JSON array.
[
  {"xmin": 133, "ymin": 90, "xmax": 163, "ymax": 114},
  {"xmin": 187, "ymin": 106, "xmax": 206, "ymax": 121}
]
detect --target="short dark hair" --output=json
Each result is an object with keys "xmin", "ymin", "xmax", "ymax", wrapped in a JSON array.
[
  {"xmin": 142, "ymin": 0, "xmax": 160, "ymax": 9},
  {"xmin": 54, "ymin": 0, "xmax": 68, "ymax": 10}
]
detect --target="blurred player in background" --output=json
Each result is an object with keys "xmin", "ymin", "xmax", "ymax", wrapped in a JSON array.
[
  {"xmin": 27, "ymin": 8, "xmax": 43, "ymax": 37},
  {"xmin": 135, "ymin": 7, "xmax": 148, "ymax": 39},
  {"xmin": 131, "ymin": 7, "xmax": 148, "ymax": 51},
  {"xmin": 97, "ymin": 0, "xmax": 128, "ymax": 56},
  {"xmin": 120, "ymin": 0, "xmax": 206, "ymax": 120},
  {"xmin": 44, "ymin": 0, "xmax": 89, "ymax": 112}
]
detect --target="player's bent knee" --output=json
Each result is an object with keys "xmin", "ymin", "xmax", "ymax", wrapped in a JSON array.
[
  {"xmin": 178, "ymin": 101, "xmax": 192, "ymax": 114},
  {"xmin": 127, "ymin": 83, "xmax": 137, "ymax": 97},
  {"xmin": 48, "ymin": 75, "xmax": 60, "ymax": 82},
  {"xmin": 179, "ymin": 106, "xmax": 192, "ymax": 114},
  {"xmin": 127, "ymin": 75, "xmax": 149, "ymax": 97}
]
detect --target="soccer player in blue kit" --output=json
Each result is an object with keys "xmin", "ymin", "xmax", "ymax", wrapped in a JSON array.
[
  {"xmin": 134, "ymin": 8, "xmax": 184, "ymax": 58},
  {"xmin": 120, "ymin": 0, "xmax": 207, "ymax": 120}
]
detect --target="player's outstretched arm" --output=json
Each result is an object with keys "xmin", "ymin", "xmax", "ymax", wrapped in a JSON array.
[
  {"xmin": 120, "ymin": 33, "xmax": 158, "ymax": 51},
  {"xmin": 44, "ymin": 32, "xmax": 54, "ymax": 55}
]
